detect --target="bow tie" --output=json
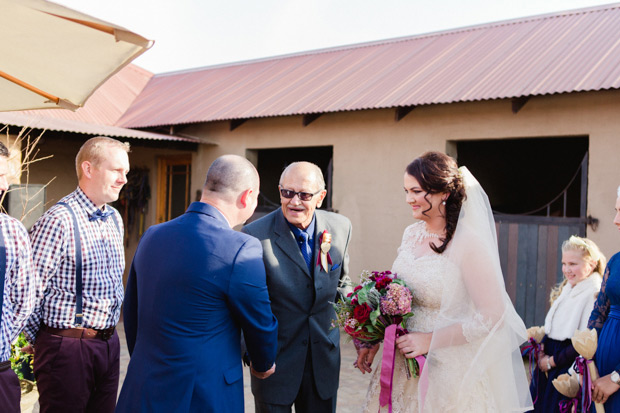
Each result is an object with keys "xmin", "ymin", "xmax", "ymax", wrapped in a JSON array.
[{"xmin": 89, "ymin": 209, "xmax": 114, "ymax": 222}]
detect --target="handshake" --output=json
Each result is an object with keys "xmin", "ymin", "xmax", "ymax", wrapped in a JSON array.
[{"xmin": 251, "ymin": 363, "xmax": 276, "ymax": 379}]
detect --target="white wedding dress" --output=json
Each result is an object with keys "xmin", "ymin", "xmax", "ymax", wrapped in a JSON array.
[{"xmin": 362, "ymin": 221, "xmax": 501, "ymax": 413}]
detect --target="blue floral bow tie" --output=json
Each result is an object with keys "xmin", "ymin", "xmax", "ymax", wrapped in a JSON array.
[{"xmin": 89, "ymin": 209, "xmax": 114, "ymax": 222}]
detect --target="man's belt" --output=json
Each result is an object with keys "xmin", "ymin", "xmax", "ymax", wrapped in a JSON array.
[
  {"xmin": 0, "ymin": 360, "xmax": 11, "ymax": 372},
  {"xmin": 44, "ymin": 325, "xmax": 116, "ymax": 341}
]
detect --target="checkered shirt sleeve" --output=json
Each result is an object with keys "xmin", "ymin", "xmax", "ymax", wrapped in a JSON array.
[
  {"xmin": 0, "ymin": 214, "xmax": 37, "ymax": 361},
  {"xmin": 24, "ymin": 188, "xmax": 125, "ymax": 342}
]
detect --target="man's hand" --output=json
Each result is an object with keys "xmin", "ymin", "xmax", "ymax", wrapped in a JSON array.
[
  {"xmin": 251, "ymin": 363, "xmax": 275, "ymax": 379},
  {"xmin": 21, "ymin": 344, "xmax": 34, "ymax": 355},
  {"xmin": 355, "ymin": 342, "xmax": 380, "ymax": 374}
]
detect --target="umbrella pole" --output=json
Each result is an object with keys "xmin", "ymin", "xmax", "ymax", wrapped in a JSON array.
[{"xmin": 0, "ymin": 70, "xmax": 78, "ymax": 110}]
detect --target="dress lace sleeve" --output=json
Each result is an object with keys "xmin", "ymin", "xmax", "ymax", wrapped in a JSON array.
[
  {"xmin": 462, "ymin": 311, "xmax": 493, "ymax": 342},
  {"xmin": 587, "ymin": 258, "xmax": 612, "ymax": 334}
]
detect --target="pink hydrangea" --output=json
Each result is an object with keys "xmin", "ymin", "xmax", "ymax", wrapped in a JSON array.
[{"xmin": 380, "ymin": 283, "xmax": 412, "ymax": 315}]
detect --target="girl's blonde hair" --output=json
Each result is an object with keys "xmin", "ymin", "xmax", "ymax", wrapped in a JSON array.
[{"xmin": 549, "ymin": 235, "xmax": 606, "ymax": 305}]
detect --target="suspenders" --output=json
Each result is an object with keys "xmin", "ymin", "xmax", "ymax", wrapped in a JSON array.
[
  {"xmin": 57, "ymin": 202, "xmax": 119, "ymax": 327},
  {"xmin": 0, "ymin": 226, "xmax": 6, "ymax": 325}
]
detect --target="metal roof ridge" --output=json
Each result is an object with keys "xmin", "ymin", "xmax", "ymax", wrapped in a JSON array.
[{"xmin": 152, "ymin": 2, "xmax": 620, "ymax": 78}]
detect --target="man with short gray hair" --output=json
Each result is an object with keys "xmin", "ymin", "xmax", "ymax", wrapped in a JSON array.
[{"xmin": 243, "ymin": 161, "xmax": 352, "ymax": 413}]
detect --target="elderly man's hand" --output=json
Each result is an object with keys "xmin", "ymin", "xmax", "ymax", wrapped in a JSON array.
[
  {"xmin": 355, "ymin": 342, "xmax": 380, "ymax": 374},
  {"xmin": 251, "ymin": 363, "xmax": 276, "ymax": 379}
]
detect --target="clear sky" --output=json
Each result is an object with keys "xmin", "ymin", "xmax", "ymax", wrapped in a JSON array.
[{"xmin": 54, "ymin": 0, "xmax": 615, "ymax": 74}]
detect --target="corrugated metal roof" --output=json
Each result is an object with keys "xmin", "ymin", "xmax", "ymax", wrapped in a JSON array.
[
  {"xmin": 118, "ymin": 3, "xmax": 620, "ymax": 128},
  {"xmin": 0, "ymin": 112, "xmax": 198, "ymax": 142}
]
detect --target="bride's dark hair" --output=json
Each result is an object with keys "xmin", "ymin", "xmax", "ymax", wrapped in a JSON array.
[{"xmin": 406, "ymin": 151, "xmax": 466, "ymax": 254}]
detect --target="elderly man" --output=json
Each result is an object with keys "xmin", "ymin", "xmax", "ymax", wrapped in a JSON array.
[
  {"xmin": 24, "ymin": 136, "xmax": 130, "ymax": 412},
  {"xmin": 243, "ymin": 161, "xmax": 352, "ymax": 413},
  {"xmin": 116, "ymin": 155, "xmax": 278, "ymax": 413},
  {"xmin": 0, "ymin": 141, "xmax": 36, "ymax": 412}
]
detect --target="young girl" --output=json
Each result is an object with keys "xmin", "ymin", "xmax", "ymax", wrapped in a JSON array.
[{"xmin": 530, "ymin": 236, "xmax": 605, "ymax": 412}]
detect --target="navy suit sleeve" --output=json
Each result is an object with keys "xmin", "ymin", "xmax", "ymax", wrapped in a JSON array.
[
  {"xmin": 227, "ymin": 237, "xmax": 278, "ymax": 373},
  {"xmin": 123, "ymin": 259, "xmax": 138, "ymax": 355}
]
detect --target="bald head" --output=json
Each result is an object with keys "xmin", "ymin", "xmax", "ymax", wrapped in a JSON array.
[
  {"xmin": 203, "ymin": 155, "xmax": 259, "ymax": 200},
  {"xmin": 279, "ymin": 162, "xmax": 325, "ymax": 191}
]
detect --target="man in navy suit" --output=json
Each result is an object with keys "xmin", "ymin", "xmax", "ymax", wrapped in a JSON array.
[
  {"xmin": 243, "ymin": 162, "xmax": 352, "ymax": 413},
  {"xmin": 116, "ymin": 155, "xmax": 278, "ymax": 412}
]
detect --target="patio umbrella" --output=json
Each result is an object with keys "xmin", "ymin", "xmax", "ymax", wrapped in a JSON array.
[{"xmin": 0, "ymin": 0, "xmax": 153, "ymax": 111}]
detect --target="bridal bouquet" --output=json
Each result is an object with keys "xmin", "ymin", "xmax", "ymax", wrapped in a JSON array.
[{"xmin": 332, "ymin": 270, "xmax": 422, "ymax": 378}]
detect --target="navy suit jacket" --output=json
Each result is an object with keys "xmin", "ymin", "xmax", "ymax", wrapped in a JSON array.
[
  {"xmin": 116, "ymin": 202, "xmax": 278, "ymax": 413},
  {"xmin": 243, "ymin": 208, "xmax": 351, "ymax": 405}
]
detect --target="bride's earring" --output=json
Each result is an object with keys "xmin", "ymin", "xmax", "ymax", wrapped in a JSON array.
[{"xmin": 442, "ymin": 200, "xmax": 446, "ymax": 205}]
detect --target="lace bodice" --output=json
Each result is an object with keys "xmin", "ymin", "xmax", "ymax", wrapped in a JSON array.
[{"xmin": 392, "ymin": 222, "xmax": 454, "ymax": 333}]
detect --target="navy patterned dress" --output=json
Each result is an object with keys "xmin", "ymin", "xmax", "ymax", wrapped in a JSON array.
[{"xmin": 588, "ymin": 252, "xmax": 620, "ymax": 412}]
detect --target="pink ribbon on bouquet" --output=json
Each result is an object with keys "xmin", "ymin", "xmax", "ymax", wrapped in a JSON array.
[
  {"xmin": 379, "ymin": 324, "xmax": 426, "ymax": 412},
  {"xmin": 521, "ymin": 338, "xmax": 542, "ymax": 403},
  {"xmin": 574, "ymin": 356, "xmax": 593, "ymax": 413},
  {"xmin": 559, "ymin": 398, "xmax": 579, "ymax": 413}
]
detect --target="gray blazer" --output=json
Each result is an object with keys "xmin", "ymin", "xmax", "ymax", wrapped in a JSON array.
[{"xmin": 243, "ymin": 208, "xmax": 352, "ymax": 405}]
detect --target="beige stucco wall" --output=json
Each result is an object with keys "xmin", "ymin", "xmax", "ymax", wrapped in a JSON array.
[{"xmin": 184, "ymin": 90, "xmax": 620, "ymax": 280}]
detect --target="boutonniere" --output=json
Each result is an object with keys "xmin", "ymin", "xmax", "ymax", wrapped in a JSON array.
[{"xmin": 316, "ymin": 230, "xmax": 333, "ymax": 272}]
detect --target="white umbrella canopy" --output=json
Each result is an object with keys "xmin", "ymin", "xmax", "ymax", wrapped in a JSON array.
[{"xmin": 0, "ymin": 0, "xmax": 153, "ymax": 111}]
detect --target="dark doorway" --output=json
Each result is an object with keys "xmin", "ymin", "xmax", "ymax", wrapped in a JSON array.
[
  {"xmin": 454, "ymin": 137, "xmax": 589, "ymax": 327},
  {"xmin": 248, "ymin": 146, "xmax": 333, "ymax": 221},
  {"xmin": 456, "ymin": 137, "xmax": 588, "ymax": 216}
]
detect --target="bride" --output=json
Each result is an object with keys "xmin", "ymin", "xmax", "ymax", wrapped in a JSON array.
[{"xmin": 356, "ymin": 152, "xmax": 532, "ymax": 412}]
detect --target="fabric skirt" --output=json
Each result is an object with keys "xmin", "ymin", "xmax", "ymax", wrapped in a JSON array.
[
  {"xmin": 529, "ymin": 337, "xmax": 575, "ymax": 413},
  {"xmin": 595, "ymin": 305, "xmax": 620, "ymax": 412}
]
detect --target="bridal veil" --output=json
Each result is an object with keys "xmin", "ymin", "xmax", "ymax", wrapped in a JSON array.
[{"xmin": 419, "ymin": 167, "xmax": 533, "ymax": 412}]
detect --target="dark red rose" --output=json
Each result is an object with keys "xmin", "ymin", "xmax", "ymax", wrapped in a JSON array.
[
  {"xmin": 353, "ymin": 303, "xmax": 372, "ymax": 324},
  {"xmin": 374, "ymin": 276, "xmax": 393, "ymax": 291}
]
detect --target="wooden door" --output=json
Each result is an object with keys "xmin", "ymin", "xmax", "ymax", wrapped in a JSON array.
[
  {"xmin": 156, "ymin": 155, "xmax": 191, "ymax": 223},
  {"xmin": 494, "ymin": 153, "xmax": 590, "ymax": 327}
]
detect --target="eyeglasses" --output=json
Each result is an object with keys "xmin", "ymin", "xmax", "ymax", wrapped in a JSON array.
[{"xmin": 279, "ymin": 187, "xmax": 322, "ymax": 201}]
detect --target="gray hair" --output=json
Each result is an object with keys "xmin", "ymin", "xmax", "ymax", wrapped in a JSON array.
[
  {"xmin": 203, "ymin": 155, "xmax": 259, "ymax": 197},
  {"xmin": 76, "ymin": 136, "xmax": 130, "ymax": 179},
  {"xmin": 279, "ymin": 161, "xmax": 325, "ymax": 191}
]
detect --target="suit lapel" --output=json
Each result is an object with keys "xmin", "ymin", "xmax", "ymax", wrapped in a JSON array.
[{"xmin": 273, "ymin": 209, "xmax": 311, "ymax": 277}]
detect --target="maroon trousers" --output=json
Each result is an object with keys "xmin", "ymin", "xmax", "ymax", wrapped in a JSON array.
[
  {"xmin": 34, "ymin": 328, "xmax": 120, "ymax": 413},
  {"xmin": 0, "ymin": 366, "xmax": 21, "ymax": 413}
]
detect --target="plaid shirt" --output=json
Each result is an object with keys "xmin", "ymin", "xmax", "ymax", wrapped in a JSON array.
[
  {"xmin": 24, "ymin": 187, "xmax": 125, "ymax": 342},
  {"xmin": 0, "ymin": 214, "xmax": 36, "ymax": 361}
]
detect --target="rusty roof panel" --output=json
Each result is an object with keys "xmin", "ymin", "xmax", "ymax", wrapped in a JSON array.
[
  {"xmin": 118, "ymin": 3, "xmax": 620, "ymax": 128},
  {"xmin": 0, "ymin": 112, "xmax": 198, "ymax": 142},
  {"xmin": 19, "ymin": 65, "xmax": 153, "ymax": 125}
]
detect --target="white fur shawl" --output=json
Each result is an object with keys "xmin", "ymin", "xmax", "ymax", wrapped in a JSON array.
[{"xmin": 544, "ymin": 274, "xmax": 602, "ymax": 341}]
